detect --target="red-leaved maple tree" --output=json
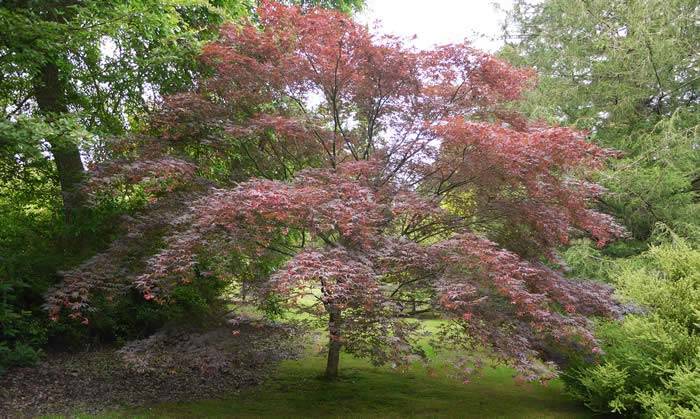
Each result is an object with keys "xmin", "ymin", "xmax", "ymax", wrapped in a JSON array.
[{"xmin": 47, "ymin": 1, "xmax": 625, "ymax": 380}]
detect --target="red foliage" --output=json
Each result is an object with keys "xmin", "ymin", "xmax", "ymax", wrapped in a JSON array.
[
  {"xmin": 48, "ymin": 1, "xmax": 626, "ymax": 378},
  {"xmin": 84, "ymin": 157, "xmax": 197, "ymax": 201}
]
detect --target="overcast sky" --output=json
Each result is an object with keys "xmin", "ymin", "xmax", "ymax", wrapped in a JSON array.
[{"xmin": 358, "ymin": 0, "xmax": 515, "ymax": 52}]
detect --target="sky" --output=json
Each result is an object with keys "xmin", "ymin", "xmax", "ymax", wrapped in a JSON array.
[{"xmin": 358, "ymin": 0, "xmax": 516, "ymax": 52}]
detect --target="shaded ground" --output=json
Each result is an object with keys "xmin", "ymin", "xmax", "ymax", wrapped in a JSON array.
[
  {"xmin": 0, "ymin": 319, "xmax": 302, "ymax": 417},
  {"xmin": 1, "ymin": 316, "xmax": 595, "ymax": 418},
  {"xmin": 113, "ymin": 351, "xmax": 594, "ymax": 418},
  {"xmin": 107, "ymin": 320, "xmax": 594, "ymax": 418}
]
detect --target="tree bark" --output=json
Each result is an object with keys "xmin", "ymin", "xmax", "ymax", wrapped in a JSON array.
[
  {"xmin": 34, "ymin": 60, "xmax": 86, "ymax": 224},
  {"xmin": 27, "ymin": 1, "xmax": 86, "ymax": 225},
  {"xmin": 324, "ymin": 305, "xmax": 342, "ymax": 379}
]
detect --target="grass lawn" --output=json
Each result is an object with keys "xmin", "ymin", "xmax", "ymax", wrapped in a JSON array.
[
  {"xmin": 97, "ymin": 317, "xmax": 593, "ymax": 418},
  {"xmin": 106, "ymin": 353, "xmax": 592, "ymax": 419}
]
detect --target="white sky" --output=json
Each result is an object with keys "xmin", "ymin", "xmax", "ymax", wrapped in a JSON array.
[{"xmin": 358, "ymin": 0, "xmax": 515, "ymax": 52}]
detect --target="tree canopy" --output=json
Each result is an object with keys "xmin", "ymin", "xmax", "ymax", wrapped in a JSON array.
[{"xmin": 47, "ymin": 1, "xmax": 624, "ymax": 380}]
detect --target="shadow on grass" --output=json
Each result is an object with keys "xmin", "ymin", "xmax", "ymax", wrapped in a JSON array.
[{"xmin": 109, "ymin": 352, "xmax": 594, "ymax": 419}]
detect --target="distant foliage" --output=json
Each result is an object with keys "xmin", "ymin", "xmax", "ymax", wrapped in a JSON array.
[
  {"xmin": 48, "ymin": 1, "xmax": 625, "ymax": 379},
  {"xmin": 0, "ymin": 295, "xmax": 46, "ymax": 374},
  {"xmin": 500, "ymin": 0, "xmax": 699, "ymax": 241},
  {"xmin": 602, "ymin": 110, "xmax": 700, "ymax": 242},
  {"xmin": 286, "ymin": 0, "xmax": 365, "ymax": 13}
]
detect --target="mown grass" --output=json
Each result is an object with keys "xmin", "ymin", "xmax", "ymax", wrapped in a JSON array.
[
  {"xmin": 102, "ymin": 353, "xmax": 591, "ymax": 418},
  {"xmin": 92, "ymin": 316, "xmax": 593, "ymax": 419}
]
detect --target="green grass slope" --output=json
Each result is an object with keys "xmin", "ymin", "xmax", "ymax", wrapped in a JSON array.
[
  {"xmin": 103, "ymin": 354, "xmax": 591, "ymax": 418},
  {"xmin": 78, "ymin": 316, "xmax": 594, "ymax": 418}
]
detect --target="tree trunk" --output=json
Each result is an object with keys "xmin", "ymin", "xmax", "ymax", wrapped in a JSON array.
[
  {"xmin": 324, "ymin": 306, "xmax": 342, "ymax": 379},
  {"xmin": 34, "ymin": 61, "xmax": 86, "ymax": 224},
  {"xmin": 31, "ymin": 2, "xmax": 86, "ymax": 225}
]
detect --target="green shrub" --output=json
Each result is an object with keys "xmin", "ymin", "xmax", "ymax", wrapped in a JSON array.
[
  {"xmin": 564, "ymin": 228, "xmax": 700, "ymax": 417},
  {"xmin": 48, "ymin": 272, "xmax": 229, "ymax": 350},
  {"xmin": 0, "ymin": 284, "xmax": 47, "ymax": 374}
]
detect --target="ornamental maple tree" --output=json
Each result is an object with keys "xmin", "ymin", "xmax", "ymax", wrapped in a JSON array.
[{"xmin": 47, "ymin": 1, "xmax": 625, "ymax": 380}]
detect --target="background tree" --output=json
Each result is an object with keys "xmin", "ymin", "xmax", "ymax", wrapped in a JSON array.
[
  {"xmin": 499, "ymin": 0, "xmax": 699, "ymax": 242},
  {"xmin": 289, "ymin": 0, "xmax": 364, "ymax": 12},
  {"xmin": 0, "ymin": 0, "xmax": 251, "ymax": 224},
  {"xmin": 0, "ymin": 0, "xmax": 362, "ymax": 226},
  {"xmin": 49, "ymin": 1, "xmax": 624, "ymax": 380}
]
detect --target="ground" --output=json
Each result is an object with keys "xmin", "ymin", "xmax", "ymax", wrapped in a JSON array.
[
  {"xmin": 1, "ymin": 315, "xmax": 595, "ymax": 418},
  {"xmin": 0, "ymin": 319, "xmax": 301, "ymax": 417},
  {"xmin": 119, "ymin": 351, "xmax": 594, "ymax": 419}
]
